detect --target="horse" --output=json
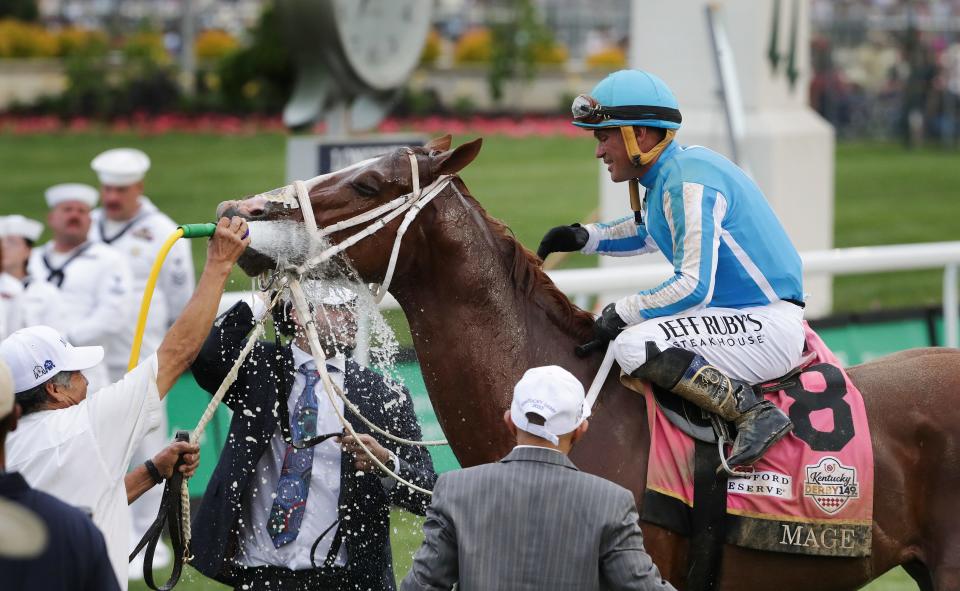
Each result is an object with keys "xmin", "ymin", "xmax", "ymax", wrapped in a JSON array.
[{"xmin": 217, "ymin": 136, "xmax": 960, "ymax": 590}]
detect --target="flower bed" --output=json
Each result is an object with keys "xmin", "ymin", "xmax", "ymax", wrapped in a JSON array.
[{"xmin": 0, "ymin": 113, "xmax": 583, "ymax": 137}]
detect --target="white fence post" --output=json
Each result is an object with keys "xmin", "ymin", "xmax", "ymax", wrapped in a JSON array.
[{"xmin": 944, "ymin": 264, "xmax": 958, "ymax": 349}]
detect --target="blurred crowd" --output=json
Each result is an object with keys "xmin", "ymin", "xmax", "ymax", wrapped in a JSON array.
[{"xmin": 811, "ymin": 0, "xmax": 960, "ymax": 145}]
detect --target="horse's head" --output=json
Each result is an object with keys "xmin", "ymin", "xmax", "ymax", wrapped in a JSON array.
[{"xmin": 218, "ymin": 135, "xmax": 482, "ymax": 279}]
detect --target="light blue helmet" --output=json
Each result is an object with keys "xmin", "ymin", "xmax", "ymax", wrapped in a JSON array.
[{"xmin": 571, "ymin": 69, "xmax": 682, "ymax": 130}]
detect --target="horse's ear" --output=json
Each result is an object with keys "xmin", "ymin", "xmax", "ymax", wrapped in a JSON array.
[
  {"xmin": 435, "ymin": 138, "xmax": 483, "ymax": 176},
  {"xmin": 424, "ymin": 134, "xmax": 452, "ymax": 152}
]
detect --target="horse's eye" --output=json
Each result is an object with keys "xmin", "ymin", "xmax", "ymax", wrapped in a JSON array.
[{"xmin": 352, "ymin": 180, "xmax": 380, "ymax": 197}]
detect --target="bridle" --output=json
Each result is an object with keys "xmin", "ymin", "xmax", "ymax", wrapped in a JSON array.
[{"xmin": 272, "ymin": 148, "xmax": 454, "ymax": 302}]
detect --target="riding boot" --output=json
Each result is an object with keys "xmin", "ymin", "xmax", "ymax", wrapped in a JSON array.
[{"xmin": 633, "ymin": 344, "xmax": 793, "ymax": 467}]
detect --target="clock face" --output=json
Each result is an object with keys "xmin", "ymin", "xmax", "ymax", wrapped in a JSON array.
[{"xmin": 331, "ymin": 0, "xmax": 433, "ymax": 92}]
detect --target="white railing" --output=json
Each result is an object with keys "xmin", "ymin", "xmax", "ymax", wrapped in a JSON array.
[{"xmin": 221, "ymin": 241, "xmax": 960, "ymax": 349}]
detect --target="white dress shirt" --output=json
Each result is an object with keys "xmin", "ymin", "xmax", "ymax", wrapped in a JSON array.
[
  {"xmin": 90, "ymin": 197, "xmax": 195, "ymax": 378},
  {"xmin": 6, "ymin": 354, "xmax": 163, "ymax": 590},
  {"xmin": 236, "ymin": 345, "xmax": 350, "ymax": 570}
]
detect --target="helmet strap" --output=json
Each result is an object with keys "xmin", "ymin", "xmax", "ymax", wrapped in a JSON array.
[{"xmin": 621, "ymin": 127, "xmax": 677, "ymax": 167}]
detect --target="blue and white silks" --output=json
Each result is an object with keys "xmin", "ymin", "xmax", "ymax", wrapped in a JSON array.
[{"xmin": 583, "ymin": 141, "xmax": 804, "ymax": 325}]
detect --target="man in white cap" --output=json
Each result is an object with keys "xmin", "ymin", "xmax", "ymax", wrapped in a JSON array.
[
  {"xmin": 0, "ymin": 358, "xmax": 120, "ymax": 589},
  {"xmin": 1, "ymin": 215, "xmax": 249, "ymax": 589},
  {"xmin": 89, "ymin": 149, "xmax": 196, "ymax": 570},
  {"xmin": 188, "ymin": 281, "xmax": 437, "ymax": 590},
  {"xmin": 0, "ymin": 215, "xmax": 60, "ymax": 338},
  {"xmin": 27, "ymin": 184, "xmax": 134, "ymax": 393},
  {"xmin": 402, "ymin": 365, "xmax": 676, "ymax": 591}
]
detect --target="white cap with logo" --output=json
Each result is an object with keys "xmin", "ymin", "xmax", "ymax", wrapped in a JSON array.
[
  {"xmin": 91, "ymin": 147, "xmax": 151, "ymax": 186},
  {"xmin": 44, "ymin": 183, "xmax": 99, "ymax": 209},
  {"xmin": 0, "ymin": 326, "xmax": 103, "ymax": 394},
  {"xmin": 0, "ymin": 214, "xmax": 44, "ymax": 242},
  {"xmin": 510, "ymin": 365, "xmax": 590, "ymax": 445}
]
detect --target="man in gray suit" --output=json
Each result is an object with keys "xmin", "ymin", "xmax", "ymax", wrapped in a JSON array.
[{"xmin": 401, "ymin": 365, "xmax": 675, "ymax": 591}]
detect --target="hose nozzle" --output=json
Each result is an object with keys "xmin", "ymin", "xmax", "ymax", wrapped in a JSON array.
[{"xmin": 178, "ymin": 223, "xmax": 218, "ymax": 238}]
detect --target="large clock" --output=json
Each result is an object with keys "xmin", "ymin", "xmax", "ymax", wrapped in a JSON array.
[
  {"xmin": 322, "ymin": 0, "xmax": 433, "ymax": 92},
  {"xmin": 278, "ymin": 0, "xmax": 433, "ymax": 130}
]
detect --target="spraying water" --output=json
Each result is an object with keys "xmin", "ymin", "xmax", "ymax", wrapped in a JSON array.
[
  {"xmin": 245, "ymin": 220, "xmax": 317, "ymax": 270},
  {"xmin": 246, "ymin": 220, "xmax": 403, "ymax": 381}
]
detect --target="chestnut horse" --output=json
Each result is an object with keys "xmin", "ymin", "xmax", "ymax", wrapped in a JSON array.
[{"xmin": 218, "ymin": 137, "xmax": 960, "ymax": 590}]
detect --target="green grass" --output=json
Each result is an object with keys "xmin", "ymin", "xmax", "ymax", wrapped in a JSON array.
[
  {"xmin": 832, "ymin": 142, "xmax": 960, "ymax": 312},
  {"xmin": 3, "ymin": 133, "xmax": 948, "ymax": 590}
]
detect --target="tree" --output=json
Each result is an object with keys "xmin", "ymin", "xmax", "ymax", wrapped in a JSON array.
[
  {"xmin": 487, "ymin": 0, "xmax": 560, "ymax": 105},
  {"xmin": 0, "ymin": 0, "xmax": 38, "ymax": 21}
]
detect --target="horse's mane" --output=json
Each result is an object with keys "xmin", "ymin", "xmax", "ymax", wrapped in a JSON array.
[{"xmin": 453, "ymin": 179, "xmax": 595, "ymax": 341}]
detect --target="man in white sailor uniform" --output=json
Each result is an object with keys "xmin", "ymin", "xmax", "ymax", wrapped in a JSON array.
[
  {"xmin": 0, "ymin": 215, "xmax": 60, "ymax": 338},
  {"xmin": 88, "ymin": 147, "xmax": 195, "ymax": 576},
  {"xmin": 27, "ymin": 184, "xmax": 133, "ymax": 394}
]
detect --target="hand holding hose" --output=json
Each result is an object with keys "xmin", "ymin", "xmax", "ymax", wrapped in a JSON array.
[{"xmin": 206, "ymin": 216, "xmax": 250, "ymax": 269}]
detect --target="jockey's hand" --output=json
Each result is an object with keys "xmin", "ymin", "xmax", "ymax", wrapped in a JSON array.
[
  {"xmin": 593, "ymin": 303, "xmax": 628, "ymax": 345},
  {"xmin": 536, "ymin": 224, "xmax": 589, "ymax": 261}
]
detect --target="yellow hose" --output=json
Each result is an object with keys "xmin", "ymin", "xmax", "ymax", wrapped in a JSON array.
[{"xmin": 127, "ymin": 228, "xmax": 184, "ymax": 371}]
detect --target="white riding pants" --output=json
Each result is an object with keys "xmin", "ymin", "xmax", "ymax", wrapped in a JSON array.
[{"xmin": 612, "ymin": 300, "xmax": 806, "ymax": 384}]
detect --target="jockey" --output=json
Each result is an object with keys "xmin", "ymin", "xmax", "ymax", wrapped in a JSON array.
[{"xmin": 538, "ymin": 69, "xmax": 805, "ymax": 468}]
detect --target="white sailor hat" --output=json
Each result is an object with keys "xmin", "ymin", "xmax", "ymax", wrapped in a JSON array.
[
  {"xmin": 0, "ymin": 215, "xmax": 44, "ymax": 242},
  {"xmin": 44, "ymin": 183, "xmax": 99, "ymax": 209},
  {"xmin": 90, "ymin": 148, "xmax": 151, "ymax": 186}
]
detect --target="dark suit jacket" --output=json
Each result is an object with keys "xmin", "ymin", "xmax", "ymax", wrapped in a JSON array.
[
  {"xmin": 401, "ymin": 446, "xmax": 675, "ymax": 591},
  {"xmin": 190, "ymin": 302, "xmax": 437, "ymax": 590}
]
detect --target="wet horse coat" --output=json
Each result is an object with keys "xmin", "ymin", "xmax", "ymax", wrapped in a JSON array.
[{"xmin": 220, "ymin": 137, "xmax": 960, "ymax": 590}]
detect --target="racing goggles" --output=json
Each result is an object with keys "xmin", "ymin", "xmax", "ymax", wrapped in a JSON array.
[{"xmin": 571, "ymin": 94, "xmax": 683, "ymax": 126}]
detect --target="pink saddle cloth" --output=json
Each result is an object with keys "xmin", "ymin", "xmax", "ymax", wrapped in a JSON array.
[{"xmin": 642, "ymin": 322, "xmax": 874, "ymax": 557}]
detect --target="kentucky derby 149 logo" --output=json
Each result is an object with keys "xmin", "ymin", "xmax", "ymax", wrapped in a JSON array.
[{"xmin": 803, "ymin": 456, "xmax": 859, "ymax": 515}]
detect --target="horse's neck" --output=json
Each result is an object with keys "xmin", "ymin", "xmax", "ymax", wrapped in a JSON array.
[{"xmin": 390, "ymin": 189, "xmax": 594, "ymax": 466}]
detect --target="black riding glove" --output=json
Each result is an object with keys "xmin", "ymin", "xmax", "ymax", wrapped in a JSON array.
[
  {"xmin": 593, "ymin": 303, "xmax": 628, "ymax": 344},
  {"xmin": 536, "ymin": 224, "xmax": 589, "ymax": 261}
]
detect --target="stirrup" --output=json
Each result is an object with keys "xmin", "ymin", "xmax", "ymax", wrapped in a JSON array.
[{"xmin": 711, "ymin": 415, "xmax": 753, "ymax": 477}]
